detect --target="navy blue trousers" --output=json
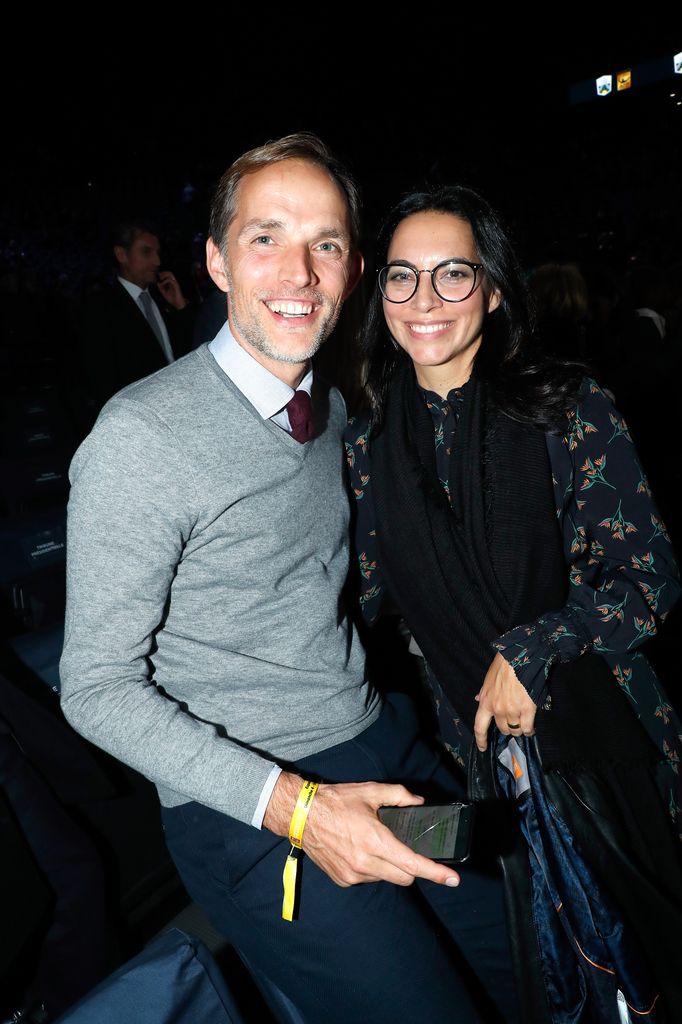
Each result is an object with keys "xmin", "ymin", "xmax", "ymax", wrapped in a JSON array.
[{"xmin": 161, "ymin": 694, "xmax": 520, "ymax": 1023}]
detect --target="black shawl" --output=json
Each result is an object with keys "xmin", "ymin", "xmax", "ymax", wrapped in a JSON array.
[{"xmin": 370, "ymin": 365, "xmax": 656, "ymax": 769}]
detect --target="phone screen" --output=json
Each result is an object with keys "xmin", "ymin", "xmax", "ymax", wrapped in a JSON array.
[{"xmin": 378, "ymin": 803, "xmax": 474, "ymax": 862}]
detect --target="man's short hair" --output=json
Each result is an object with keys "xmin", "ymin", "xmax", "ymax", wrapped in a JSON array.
[
  {"xmin": 209, "ymin": 133, "xmax": 361, "ymax": 254},
  {"xmin": 112, "ymin": 220, "xmax": 160, "ymax": 252}
]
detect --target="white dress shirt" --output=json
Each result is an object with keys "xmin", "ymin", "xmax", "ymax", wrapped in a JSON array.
[
  {"xmin": 118, "ymin": 277, "xmax": 175, "ymax": 364},
  {"xmin": 208, "ymin": 322, "xmax": 313, "ymax": 431}
]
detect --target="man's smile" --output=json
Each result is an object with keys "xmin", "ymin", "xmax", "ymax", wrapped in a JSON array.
[{"xmin": 264, "ymin": 299, "xmax": 318, "ymax": 318}]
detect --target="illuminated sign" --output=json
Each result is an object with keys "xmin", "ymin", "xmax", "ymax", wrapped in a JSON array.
[
  {"xmin": 616, "ymin": 69, "xmax": 632, "ymax": 91},
  {"xmin": 596, "ymin": 74, "xmax": 613, "ymax": 96},
  {"xmin": 675, "ymin": 52, "xmax": 682, "ymax": 74}
]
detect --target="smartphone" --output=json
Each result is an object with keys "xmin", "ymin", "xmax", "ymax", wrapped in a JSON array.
[{"xmin": 378, "ymin": 802, "xmax": 474, "ymax": 863}]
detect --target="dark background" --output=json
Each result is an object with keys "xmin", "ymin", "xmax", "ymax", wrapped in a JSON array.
[
  {"xmin": 2, "ymin": 25, "xmax": 681, "ymax": 291},
  {"xmin": 1, "ymin": 24, "xmax": 681, "ymax": 1020}
]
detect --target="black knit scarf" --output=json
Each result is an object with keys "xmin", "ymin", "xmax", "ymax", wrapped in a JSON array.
[{"xmin": 370, "ymin": 365, "xmax": 657, "ymax": 769}]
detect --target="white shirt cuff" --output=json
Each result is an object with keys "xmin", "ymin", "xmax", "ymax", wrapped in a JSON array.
[{"xmin": 251, "ymin": 764, "xmax": 283, "ymax": 829}]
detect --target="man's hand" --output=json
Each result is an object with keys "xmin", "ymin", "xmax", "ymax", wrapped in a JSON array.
[
  {"xmin": 263, "ymin": 771, "xmax": 461, "ymax": 889},
  {"xmin": 473, "ymin": 652, "xmax": 537, "ymax": 751},
  {"xmin": 156, "ymin": 271, "xmax": 188, "ymax": 309}
]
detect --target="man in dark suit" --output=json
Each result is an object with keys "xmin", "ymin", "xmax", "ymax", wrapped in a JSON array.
[{"xmin": 81, "ymin": 221, "xmax": 194, "ymax": 408}]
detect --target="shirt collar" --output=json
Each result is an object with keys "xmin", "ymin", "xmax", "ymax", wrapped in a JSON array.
[
  {"xmin": 119, "ymin": 276, "xmax": 152, "ymax": 302},
  {"xmin": 208, "ymin": 321, "xmax": 313, "ymax": 420},
  {"xmin": 420, "ymin": 383, "xmax": 466, "ymax": 410}
]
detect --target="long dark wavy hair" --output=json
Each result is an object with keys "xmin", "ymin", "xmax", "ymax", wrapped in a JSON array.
[{"xmin": 362, "ymin": 186, "xmax": 586, "ymax": 432}]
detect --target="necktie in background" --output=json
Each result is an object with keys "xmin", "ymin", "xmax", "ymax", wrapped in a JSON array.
[
  {"xmin": 138, "ymin": 290, "xmax": 165, "ymax": 349},
  {"xmin": 286, "ymin": 391, "xmax": 314, "ymax": 443}
]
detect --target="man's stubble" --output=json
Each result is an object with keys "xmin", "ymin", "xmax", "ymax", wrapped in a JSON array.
[{"xmin": 224, "ymin": 261, "xmax": 343, "ymax": 366}]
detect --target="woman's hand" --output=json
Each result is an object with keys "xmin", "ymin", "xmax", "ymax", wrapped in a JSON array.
[{"xmin": 473, "ymin": 653, "xmax": 537, "ymax": 751}]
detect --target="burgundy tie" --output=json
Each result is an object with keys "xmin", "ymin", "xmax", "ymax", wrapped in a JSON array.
[{"xmin": 286, "ymin": 390, "xmax": 314, "ymax": 443}]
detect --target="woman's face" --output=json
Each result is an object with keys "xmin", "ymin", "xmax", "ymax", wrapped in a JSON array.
[{"xmin": 383, "ymin": 211, "xmax": 499, "ymax": 387}]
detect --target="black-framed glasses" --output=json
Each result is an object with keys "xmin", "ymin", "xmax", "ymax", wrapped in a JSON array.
[{"xmin": 377, "ymin": 258, "xmax": 484, "ymax": 303}]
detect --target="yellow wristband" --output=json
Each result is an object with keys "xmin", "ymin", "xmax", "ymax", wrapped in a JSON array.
[
  {"xmin": 288, "ymin": 779, "xmax": 319, "ymax": 848},
  {"xmin": 282, "ymin": 780, "xmax": 319, "ymax": 921}
]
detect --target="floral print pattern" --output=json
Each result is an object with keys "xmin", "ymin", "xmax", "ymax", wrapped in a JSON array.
[{"xmin": 345, "ymin": 379, "xmax": 682, "ymax": 837}]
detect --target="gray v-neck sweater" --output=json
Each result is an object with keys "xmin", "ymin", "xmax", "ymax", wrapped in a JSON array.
[{"xmin": 60, "ymin": 345, "xmax": 379, "ymax": 825}]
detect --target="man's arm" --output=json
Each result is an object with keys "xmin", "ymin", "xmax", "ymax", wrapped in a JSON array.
[{"xmin": 60, "ymin": 399, "xmax": 277, "ymax": 824}]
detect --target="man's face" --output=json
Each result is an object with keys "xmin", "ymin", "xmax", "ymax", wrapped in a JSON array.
[
  {"xmin": 115, "ymin": 231, "xmax": 161, "ymax": 289},
  {"xmin": 207, "ymin": 159, "xmax": 361, "ymax": 377}
]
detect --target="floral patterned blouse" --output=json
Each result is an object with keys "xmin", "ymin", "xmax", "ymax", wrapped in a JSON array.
[{"xmin": 345, "ymin": 379, "xmax": 682, "ymax": 837}]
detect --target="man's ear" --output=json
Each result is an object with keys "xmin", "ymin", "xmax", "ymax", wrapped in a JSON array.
[
  {"xmin": 343, "ymin": 250, "xmax": 365, "ymax": 300},
  {"xmin": 206, "ymin": 237, "xmax": 229, "ymax": 294},
  {"xmin": 113, "ymin": 245, "xmax": 127, "ymax": 268}
]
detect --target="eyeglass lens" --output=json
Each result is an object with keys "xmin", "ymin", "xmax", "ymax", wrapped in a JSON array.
[{"xmin": 380, "ymin": 262, "xmax": 477, "ymax": 302}]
